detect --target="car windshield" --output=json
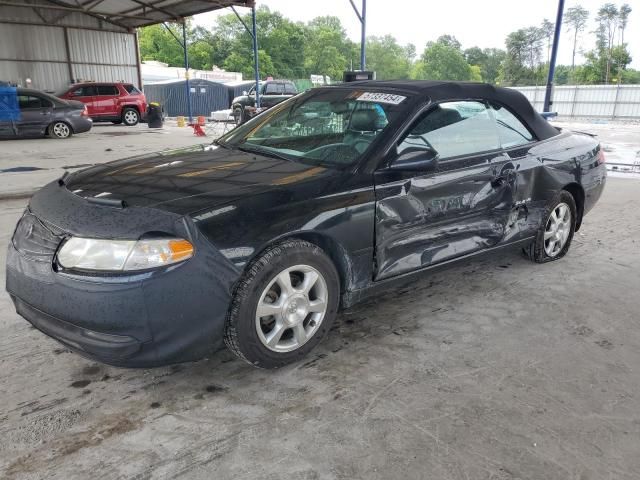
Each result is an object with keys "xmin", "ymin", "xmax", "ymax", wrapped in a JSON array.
[{"xmin": 218, "ymin": 89, "xmax": 407, "ymax": 168}]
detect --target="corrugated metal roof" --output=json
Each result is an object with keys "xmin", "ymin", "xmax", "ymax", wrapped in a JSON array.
[{"xmin": 0, "ymin": 0, "xmax": 255, "ymax": 30}]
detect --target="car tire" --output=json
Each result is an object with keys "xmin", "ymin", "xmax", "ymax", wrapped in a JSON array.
[
  {"xmin": 48, "ymin": 121, "xmax": 72, "ymax": 139},
  {"xmin": 224, "ymin": 239, "xmax": 340, "ymax": 368},
  {"xmin": 122, "ymin": 108, "xmax": 139, "ymax": 126},
  {"xmin": 524, "ymin": 190, "xmax": 577, "ymax": 263},
  {"xmin": 233, "ymin": 107, "xmax": 245, "ymax": 126}
]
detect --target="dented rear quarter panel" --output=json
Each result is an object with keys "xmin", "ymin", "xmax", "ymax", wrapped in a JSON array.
[{"xmin": 371, "ymin": 130, "xmax": 603, "ymax": 284}]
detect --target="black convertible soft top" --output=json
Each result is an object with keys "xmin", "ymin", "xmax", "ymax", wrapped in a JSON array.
[{"xmin": 333, "ymin": 80, "xmax": 560, "ymax": 141}]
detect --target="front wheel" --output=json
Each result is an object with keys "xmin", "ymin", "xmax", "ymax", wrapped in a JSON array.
[
  {"xmin": 122, "ymin": 107, "xmax": 139, "ymax": 126},
  {"xmin": 48, "ymin": 122, "xmax": 72, "ymax": 139},
  {"xmin": 224, "ymin": 239, "xmax": 340, "ymax": 368},
  {"xmin": 524, "ymin": 191, "xmax": 576, "ymax": 263}
]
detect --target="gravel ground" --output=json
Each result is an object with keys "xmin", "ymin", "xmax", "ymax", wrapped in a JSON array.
[{"xmin": 1, "ymin": 176, "xmax": 639, "ymax": 480}]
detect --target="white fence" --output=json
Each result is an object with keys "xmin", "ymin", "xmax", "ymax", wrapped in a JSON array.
[{"xmin": 511, "ymin": 85, "xmax": 640, "ymax": 119}]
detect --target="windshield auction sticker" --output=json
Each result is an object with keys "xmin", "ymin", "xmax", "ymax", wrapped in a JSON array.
[{"xmin": 356, "ymin": 92, "xmax": 406, "ymax": 105}]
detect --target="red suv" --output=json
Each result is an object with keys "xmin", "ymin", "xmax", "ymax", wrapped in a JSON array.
[{"xmin": 56, "ymin": 82, "xmax": 147, "ymax": 126}]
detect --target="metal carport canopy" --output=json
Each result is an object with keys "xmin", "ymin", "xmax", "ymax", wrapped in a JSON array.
[{"xmin": 0, "ymin": 1, "xmax": 255, "ymax": 30}]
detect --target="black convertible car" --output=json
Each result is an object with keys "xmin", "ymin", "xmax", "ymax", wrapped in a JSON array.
[{"xmin": 6, "ymin": 81, "xmax": 606, "ymax": 368}]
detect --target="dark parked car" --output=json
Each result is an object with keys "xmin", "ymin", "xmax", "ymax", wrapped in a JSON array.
[
  {"xmin": 56, "ymin": 82, "xmax": 147, "ymax": 126},
  {"xmin": 0, "ymin": 88, "xmax": 92, "ymax": 139},
  {"xmin": 231, "ymin": 79, "xmax": 297, "ymax": 125},
  {"xmin": 6, "ymin": 81, "xmax": 606, "ymax": 369}
]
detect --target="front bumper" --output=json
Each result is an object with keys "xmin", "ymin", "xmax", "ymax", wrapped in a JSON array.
[
  {"xmin": 6, "ymin": 183, "xmax": 241, "ymax": 368},
  {"xmin": 13, "ymin": 296, "xmax": 142, "ymax": 361}
]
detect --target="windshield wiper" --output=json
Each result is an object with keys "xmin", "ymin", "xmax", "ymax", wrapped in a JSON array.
[{"xmin": 236, "ymin": 144, "xmax": 293, "ymax": 162}]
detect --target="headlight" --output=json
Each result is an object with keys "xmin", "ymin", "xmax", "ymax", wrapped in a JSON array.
[{"xmin": 57, "ymin": 237, "xmax": 194, "ymax": 272}]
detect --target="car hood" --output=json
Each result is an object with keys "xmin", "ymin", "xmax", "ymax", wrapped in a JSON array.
[{"xmin": 64, "ymin": 144, "xmax": 334, "ymax": 215}]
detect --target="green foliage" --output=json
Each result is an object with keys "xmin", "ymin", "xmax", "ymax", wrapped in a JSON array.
[
  {"xmin": 366, "ymin": 35, "xmax": 413, "ymax": 80},
  {"xmin": 464, "ymin": 47, "xmax": 505, "ymax": 84},
  {"xmin": 413, "ymin": 38, "xmax": 472, "ymax": 81},
  {"xmin": 223, "ymin": 50, "xmax": 275, "ymax": 79},
  {"xmin": 138, "ymin": 24, "xmax": 185, "ymax": 67},
  {"xmin": 564, "ymin": 6, "xmax": 589, "ymax": 70},
  {"xmin": 304, "ymin": 16, "xmax": 355, "ymax": 80},
  {"xmin": 137, "ymin": 3, "xmax": 636, "ymax": 87}
]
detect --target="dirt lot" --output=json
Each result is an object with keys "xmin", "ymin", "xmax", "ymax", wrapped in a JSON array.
[
  {"xmin": 0, "ymin": 122, "xmax": 220, "ymax": 198},
  {"xmin": 1, "ymin": 120, "xmax": 640, "ymax": 479},
  {"xmin": 1, "ymin": 176, "xmax": 639, "ymax": 479}
]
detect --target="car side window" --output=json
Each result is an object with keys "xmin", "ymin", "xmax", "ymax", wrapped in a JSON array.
[
  {"xmin": 97, "ymin": 85, "xmax": 119, "ymax": 96},
  {"xmin": 284, "ymin": 83, "xmax": 297, "ymax": 95},
  {"xmin": 123, "ymin": 84, "xmax": 140, "ymax": 94},
  {"xmin": 71, "ymin": 86, "xmax": 95, "ymax": 97},
  {"xmin": 398, "ymin": 101, "xmax": 500, "ymax": 160},
  {"xmin": 264, "ymin": 83, "xmax": 282, "ymax": 95},
  {"xmin": 490, "ymin": 103, "xmax": 535, "ymax": 148},
  {"xmin": 18, "ymin": 95, "xmax": 43, "ymax": 110}
]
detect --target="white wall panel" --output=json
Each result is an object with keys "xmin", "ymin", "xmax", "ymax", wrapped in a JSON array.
[
  {"xmin": 68, "ymin": 29, "xmax": 137, "ymax": 65},
  {"xmin": 72, "ymin": 65, "xmax": 138, "ymax": 85},
  {"xmin": 0, "ymin": 24, "xmax": 66, "ymax": 61},
  {"xmin": 510, "ymin": 85, "xmax": 640, "ymax": 119},
  {"xmin": 0, "ymin": 21, "xmax": 139, "ymax": 91},
  {"xmin": 0, "ymin": 60, "xmax": 68, "ymax": 91}
]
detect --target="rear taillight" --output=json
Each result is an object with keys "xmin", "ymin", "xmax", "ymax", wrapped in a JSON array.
[
  {"xmin": 81, "ymin": 107, "xmax": 89, "ymax": 117},
  {"xmin": 597, "ymin": 147, "xmax": 606, "ymax": 164}
]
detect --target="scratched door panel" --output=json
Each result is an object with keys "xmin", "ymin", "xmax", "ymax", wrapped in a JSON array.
[{"xmin": 373, "ymin": 150, "xmax": 514, "ymax": 280}]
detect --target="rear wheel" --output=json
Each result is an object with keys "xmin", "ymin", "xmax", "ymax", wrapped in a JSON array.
[
  {"xmin": 48, "ymin": 122, "xmax": 72, "ymax": 139},
  {"xmin": 525, "ymin": 191, "xmax": 576, "ymax": 263},
  {"xmin": 224, "ymin": 239, "xmax": 340, "ymax": 368},
  {"xmin": 122, "ymin": 107, "xmax": 139, "ymax": 126}
]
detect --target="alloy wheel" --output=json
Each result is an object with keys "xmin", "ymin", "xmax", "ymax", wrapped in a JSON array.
[
  {"xmin": 255, "ymin": 265, "xmax": 328, "ymax": 353},
  {"xmin": 124, "ymin": 110, "xmax": 138, "ymax": 125},
  {"xmin": 52, "ymin": 122, "xmax": 70, "ymax": 138},
  {"xmin": 544, "ymin": 202, "xmax": 572, "ymax": 257}
]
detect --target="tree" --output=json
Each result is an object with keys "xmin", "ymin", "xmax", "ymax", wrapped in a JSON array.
[
  {"xmin": 501, "ymin": 29, "xmax": 530, "ymax": 85},
  {"xmin": 304, "ymin": 16, "xmax": 353, "ymax": 79},
  {"xmin": 366, "ymin": 35, "xmax": 413, "ymax": 79},
  {"xmin": 224, "ymin": 49, "xmax": 275, "ymax": 79},
  {"xmin": 138, "ymin": 24, "xmax": 186, "ymax": 67},
  {"xmin": 434, "ymin": 34, "xmax": 461, "ymax": 50},
  {"xmin": 618, "ymin": 4, "xmax": 632, "ymax": 46},
  {"xmin": 540, "ymin": 19, "xmax": 555, "ymax": 64},
  {"xmin": 596, "ymin": 3, "xmax": 619, "ymax": 83},
  {"xmin": 413, "ymin": 39, "xmax": 472, "ymax": 81},
  {"xmin": 563, "ymin": 6, "xmax": 589, "ymax": 71},
  {"xmin": 523, "ymin": 26, "xmax": 544, "ymax": 72},
  {"xmin": 464, "ymin": 47, "xmax": 506, "ymax": 84}
]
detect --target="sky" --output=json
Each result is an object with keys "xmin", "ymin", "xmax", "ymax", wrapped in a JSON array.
[{"xmin": 194, "ymin": 0, "xmax": 639, "ymax": 69}]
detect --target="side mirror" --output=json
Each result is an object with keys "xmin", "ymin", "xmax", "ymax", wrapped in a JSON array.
[{"xmin": 389, "ymin": 147, "xmax": 439, "ymax": 172}]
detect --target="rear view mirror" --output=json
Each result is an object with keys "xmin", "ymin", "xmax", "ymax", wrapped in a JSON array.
[{"xmin": 390, "ymin": 147, "xmax": 439, "ymax": 172}]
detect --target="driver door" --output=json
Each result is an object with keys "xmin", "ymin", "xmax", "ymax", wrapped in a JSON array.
[{"xmin": 373, "ymin": 100, "xmax": 517, "ymax": 280}]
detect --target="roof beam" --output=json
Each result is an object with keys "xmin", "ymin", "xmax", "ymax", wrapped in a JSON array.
[
  {"xmin": 46, "ymin": 0, "xmax": 131, "ymax": 29},
  {"xmin": 126, "ymin": 0, "xmax": 181, "ymax": 21},
  {"xmin": 0, "ymin": 1, "xmax": 156, "ymax": 20}
]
